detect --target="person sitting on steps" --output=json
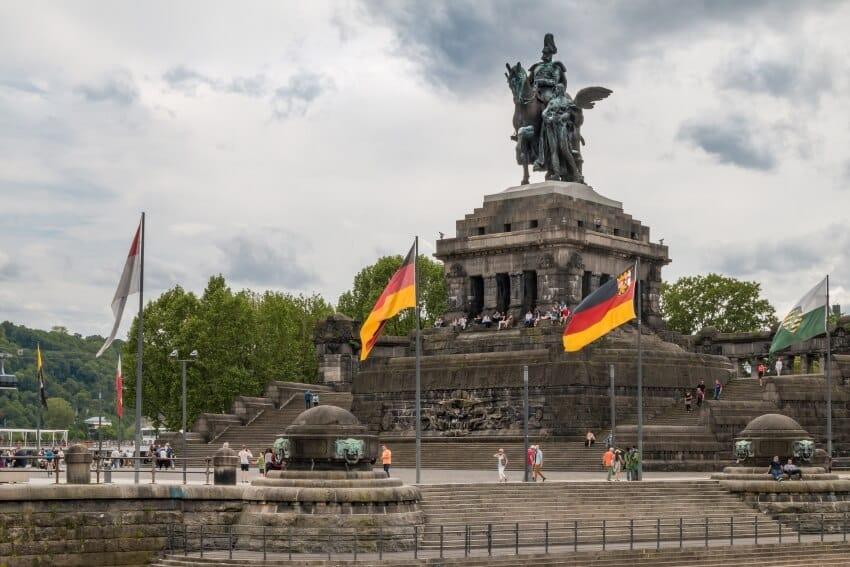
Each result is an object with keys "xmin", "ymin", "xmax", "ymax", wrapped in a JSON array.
[
  {"xmin": 783, "ymin": 458, "xmax": 803, "ymax": 480},
  {"xmin": 768, "ymin": 455, "xmax": 784, "ymax": 481}
]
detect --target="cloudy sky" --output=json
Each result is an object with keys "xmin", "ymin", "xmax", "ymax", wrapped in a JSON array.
[{"xmin": 1, "ymin": 1, "xmax": 849, "ymax": 336}]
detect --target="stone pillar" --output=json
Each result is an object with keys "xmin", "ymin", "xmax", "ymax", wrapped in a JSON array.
[
  {"xmin": 314, "ymin": 314, "xmax": 359, "ymax": 390},
  {"xmin": 509, "ymin": 272, "xmax": 523, "ymax": 312},
  {"xmin": 483, "ymin": 275, "xmax": 497, "ymax": 312},
  {"xmin": 801, "ymin": 355, "xmax": 811, "ymax": 375},
  {"xmin": 64, "ymin": 444, "xmax": 92, "ymax": 484},
  {"xmin": 213, "ymin": 445, "xmax": 238, "ymax": 485}
]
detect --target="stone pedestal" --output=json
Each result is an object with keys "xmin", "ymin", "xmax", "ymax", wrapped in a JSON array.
[
  {"xmin": 64, "ymin": 444, "xmax": 92, "ymax": 484},
  {"xmin": 213, "ymin": 446, "xmax": 238, "ymax": 485},
  {"xmin": 314, "ymin": 314, "xmax": 359, "ymax": 390}
]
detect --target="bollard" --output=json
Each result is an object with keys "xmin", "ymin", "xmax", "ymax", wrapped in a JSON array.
[
  {"xmin": 545, "ymin": 520, "xmax": 549, "ymax": 554},
  {"xmin": 414, "ymin": 525, "xmax": 418, "ymax": 559},
  {"xmin": 821, "ymin": 514, "xmax": 825, "ymax": 542},
  {"xmin": 64, "ymin": 444, "xmax": 92, "ymax": 484},
  {"xmin": 602, "ymin": 519, "xmax": 606, "ymax": 551},
  {"xmin": 574, "ymin": 519, "xmax": 578, "ymax": 552},
  {"xmin": 705, "ymin": 517, "xmax": 708, "ymax": 548},
  {"xmin": 630, "ymin": 518, "xmax": 634, "ymax": 550},
  {"xmin": 730, "ymin": 516, "xmax": 734, "ymax": 546},
  {"xmin": 487, "ymin": 523, "xmax": 492, "ymax": 556},
  {"xmin": 798, "ymin": 517, "xmax": 801, "ymax": 544},
  {"xmin": 151, "ymin": 457, "xmax": 156, "ymax": 484},
  {"xmin": 779, "ymin": 521, "xmax": 782, "ymax": 544},
  {"xmin": 288, "ymin": 526, "xmax": 293, "ymax": 560},
  {"xmin": 515, "ymin": 522, "xmax": 519, "ymax": 555},
  {"xmin": 379, "ymin": 527, "xmax": 383, "ymax": 560},
  {"xmin": 754, "ymin": 515, "xmax": 758, "ymax": 545},
  {"xmin": 465, "ymin": 524, "xmax": 469, "ymax": 557},
  {"xmin": 679, "ymin": 517, "xmax": 682, "ymax": 548},
  {"xmin": 205, "ymin": 457, "xmax": 211, "ymax": 485},
  {"xmin": 354, "ymin": 531, "xmax": 358, "ymax": 561},
  {"xmin": 228, "ymin": 525, "xmax": 233, "ymax": 559},
  {"xmin": 440, "ymin": 525, "xmax": 444, "ymax": 559},
  {"xmin": 213, "ymin": 446, "xmax": 238, "ymax": 485},
  {"xmin": 844, "ymin": 512, "xmax": 847, "ymax": 542},
  {"xmin": 656, "ymin": 518, "xmax": 660, "ymax": 550},
  {"xmin": 261, "ymin": 526, "xmax": 265, "ymax": 561},
  {"xmin": 200, "ymin": 525, "xmax": 204, "ymax": 558}
]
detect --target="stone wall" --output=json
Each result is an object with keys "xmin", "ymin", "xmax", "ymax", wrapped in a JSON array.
[{"xmin": 353, "ymin": 325, "xmax": 733, "ymax": 438}]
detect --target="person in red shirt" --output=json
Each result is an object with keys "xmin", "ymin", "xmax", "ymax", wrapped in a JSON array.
[{"xmin": 526, "ymin": 445, "xmax": 536, "ymax": 480}]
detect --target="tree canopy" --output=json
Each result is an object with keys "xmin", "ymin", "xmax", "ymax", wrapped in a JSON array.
[
  {"xmin": 660, "ymin": 273, "xmax": 777, "ymax": 335},
  {"xmin": 122, "ymin": 275, "xmax": 333, "ymax": 429},
  {"xmin": 337, "ymin": 254, "xmax": 446, "ymax": 336}
]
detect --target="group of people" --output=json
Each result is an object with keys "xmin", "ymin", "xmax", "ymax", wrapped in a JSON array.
[
  {"xmin": 303, "ymin": 389, "xmax": 321, "ymax": 408},
  {"xmin": 0, "ymin": 445, "xmax": 64, "ymax": 473},
  {"xmin": 601, "ymin": 446, "xmax": 641, "ymax": 481},
  {"xmin": 435, "ymin": 304, "xmax": 573, "ymax": 332},
  {"xmin": 683, "ymin": 379, "xmax": 724, "ymax": 412},
  {"xmin": 768, "ymin": 456, "xmax": 803, "ymax": 481},
  {"xmin": 148, "ymin": 442, "xmax": 175, "ymax": 470},
  {"xmin": 491, "ymin": 445, "xmax": 546, "ymax": 483}
]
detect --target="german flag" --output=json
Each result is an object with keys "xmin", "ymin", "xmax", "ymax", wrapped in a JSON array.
[
  {"xmin": 563, "ymin": 265, "xmax": 637, "ymax": 352},
  {"xmin": 359, "ymin": 243, "xmax": 417, "ymax": 361}
]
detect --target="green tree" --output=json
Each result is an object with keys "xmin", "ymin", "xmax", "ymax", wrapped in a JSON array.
[
  {"xmin": 337, "ymin": 254, "xmax": 446, "ymax": 336},
  {"xmin": 44, "ymin": 397, "xmax": 75, "ymax": 429},
  {"xmin": 123, "ymin": 275, "xmax": 333, "ymax": 430},
  {"xmin": 660, "ymin": 274, "xmax": 777, "ymax": 334}
]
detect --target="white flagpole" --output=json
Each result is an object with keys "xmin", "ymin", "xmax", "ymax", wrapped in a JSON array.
[
  {"xmin": 134, "ymin": 212, "xmax": 145, "ymax": 484},
  {"xmin": 414, "ymin": 236, "xmax": 422, "ymax": 484},
  {"xmin": 636, "ymin": 258, "xmax": 643, "ymax": 481},
  {"xmin": 826, "ymin": 274, "xmax": 832, "ymax": 458}
]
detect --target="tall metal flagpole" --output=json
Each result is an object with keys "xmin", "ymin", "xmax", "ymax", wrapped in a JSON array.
[
  {"xmin": 609, "ymin": 363, "xmax": 616, "ymax": 448},
  {"xmin": 635, "ymin": 258, "xmax": 643, "ymax": 481},
  {"xmin": 523, "ymin": 365, "xmax": 529, "ymax": 482},
  {"xmin": 134, "ymin": 212, "xmax": 145, "ymax": 484},
  {"xmin": 826, "ymin": 275, "xmax": 833, "ymax": 458},
  {"xmin": 414, "ymin": 236, "xmax": 422, "ymax": 484}
]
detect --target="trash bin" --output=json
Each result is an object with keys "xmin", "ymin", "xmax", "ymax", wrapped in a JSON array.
[{"xmin": 103, "ymin": 462, "xmax": 112, "ymax": 483}]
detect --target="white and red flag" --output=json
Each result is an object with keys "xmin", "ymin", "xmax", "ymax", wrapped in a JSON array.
[
  {"xmin": 96, "ymin": 220, "xmax": 142, "ymax": 358},
  {"xmin": 115, "ymin": 354, "xmax": 124, "ymax": 418}
]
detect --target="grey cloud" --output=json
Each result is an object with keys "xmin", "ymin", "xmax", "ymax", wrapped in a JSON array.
[
  {"xmin": 713, "ymin": 223, "xmax": 850, "ymax": 277},
  {"xmin": 75, "ymin": 70, "xmax": 138, "ymax": 105},
  {"xmin": 677, "ymin": 116, "xmax": 775, "ymax": 170},
  {"xmin": 0, "ymin": 77, "xmax": 46, "ymax": 95},
  {"xmin": 163, "ymin": 66, "xmax": 267, "ymax": 97},
  {"xmin": 271, "ymin": 72, "xmax": 333, "ymax": 119},
  {"xmin": 718, "ymin": 50, "xmax": 833, "ymax": 103},
  {"xmin": 0, "ymin": 259, "xmax": 20, "ymax": 281},
  {"xmin": 217, "ymin": 234, "xmax": 317, "ymax": 288},
  {"xmin": 359, "ymin": 0, "xmax": 810, "ymax": 91}
]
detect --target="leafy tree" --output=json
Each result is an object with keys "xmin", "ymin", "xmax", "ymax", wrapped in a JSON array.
[
  {"xmin": 44, "ymin": 397, "xmax": 75, "ymax": 429},
  {"xmin": 123, "ymin": 275, "xmax": 334, "ymax": 430},
  {"xmin": 660, "ymin": 274, "xmax": 777, "ymax": 335},
  {"xmin": 337, "ymin": 254, "xmax": 446, "ymax": 336}
]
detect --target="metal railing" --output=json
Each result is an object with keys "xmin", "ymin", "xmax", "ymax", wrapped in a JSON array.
[
  {"xmin": 167, "ymin": 513, "xmax": 850, "ymax": 560},
  {"xmin": 90, "ymin": 456, "xmax": 214, "ymax": 484}
]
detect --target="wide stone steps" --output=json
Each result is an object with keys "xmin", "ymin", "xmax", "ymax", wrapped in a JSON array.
[
  {"xmin": 151, "ymin": 542, "xmax": 850, "ymax": 566},
  {"xmin": 416, "ymin": 481, "xmax": 785, "ymax": 547},
  {"xmin": 174, "ymin": 394, "xmax": 352, "ymax": 460}
]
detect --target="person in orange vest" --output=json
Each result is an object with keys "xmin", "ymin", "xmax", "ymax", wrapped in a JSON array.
[
  {"xmin": 381, "ymin": 445, "xmax": 392, "ymax": 478},
  {"xmin": 602, "ymin": 447, "xmax": 615, "ymax": 482}
]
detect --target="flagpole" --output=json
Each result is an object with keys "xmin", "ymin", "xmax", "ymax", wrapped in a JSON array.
[
  {"xmin": 134, "ymin": 212, "xmax": 145, "ymax": 484},
  {"xmin": 826, "ymin": 274, "xmax": 832, "ymax": 458},
  {"xmin": 636, "ymin": 257, "xmax": 643, "ymax": 481},
  {"xmin": 414, "ymin": 235, "xmax": 422, "ymax": 484}
]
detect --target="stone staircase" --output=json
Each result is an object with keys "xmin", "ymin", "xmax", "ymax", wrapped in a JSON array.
[
  {"xmin": 706, "ymin": 378, "xmax": 781, "ymax": 448},
  {"xmin": 150, "ymin": 543, "xmax": 850, "ymax": 566},
  {"xmin": 168, "ymin": 387, "xmax": 352, "ymax": 461},
  {"xmin": 416, "ymin": 480, "xmax": 786, "ymax": 548}
]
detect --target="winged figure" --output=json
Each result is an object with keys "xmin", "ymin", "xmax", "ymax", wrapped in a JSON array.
[{"xmin": 506, "ymin": 34, "xmax": 612, "ymax": 184}]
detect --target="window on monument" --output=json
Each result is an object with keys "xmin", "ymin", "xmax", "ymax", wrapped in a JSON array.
[
  {"xmin": 470, "ymin": 276, "xmax": 484, "ymax": 315},
  {"xmin": 613, "ymin": 228, "xmax": 621, "ymax": 236},
  {"xmin": 504, "ymin": 223, "xmax": 512, "ymax": 232},
  {"xmin": 529, "ymin": 220, "xmax": 539, "ymax": 229},
  {"xmin": 496, "ymin": 273, "xmax": 511, "ymax": 313},
  {"xmin": 582, "ymin": 271, "xmax": 593, "ymax": 299},
  {"xmin": 577, "ymin": 220, "xmax": 585, "ymax": 228},
  {"xmin": 631, "ymin": 232, "xmax": 638, "ymax": 240},
  {"xmin": 599, "ymin": 273, "xmax": 611, "ymax": 287},
  {"xmin": 476, "ymin": 226, "xmax": 486, "ymax": 235},
  {"xmin": 522, "ymin": 270, "xmax": 537, "ymax": 313}
]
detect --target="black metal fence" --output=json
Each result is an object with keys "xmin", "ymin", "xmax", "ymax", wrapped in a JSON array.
[{"xmin": 167, "ymin": 513, "xmax": 850, "ymax": 561}]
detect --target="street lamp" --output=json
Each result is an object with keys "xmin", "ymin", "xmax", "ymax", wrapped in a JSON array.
[{"xmin": 169, "ymin": 349, "xmax": 198, "ymax": 484}]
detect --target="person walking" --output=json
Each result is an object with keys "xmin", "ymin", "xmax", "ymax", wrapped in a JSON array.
[
  {"xmin": 613, "ymin": 449, "xmax": 624, "ymax": 481},
  {"xmin": 602, "ymin": 447, "xmax": 615, "ymax": 481},
  {"xmin": 757, "ymin": 362, "xmax": 766, "ymax": 387},
  {"xmin": 312, "ymin": 392, "xmax": 320, "ymax": 407},
  {"xmin": 304, "ymin": 389, "xmax": 312, "ymax": 409},
  {"xmin": 526, "ymin": 445, "xmax": 536, "ymax": 481},
  {"xmin": 238, "ymin": 445, "xmax": 253, "ymax": 484},
  {"xmin": 713, "ymin": 379, "xmax": 723, "ymax": 400},
  {"xmin": 381, "ymin": 445, "xmax": 392, "ymax": 478},
  {"xmin": 493, "ymin": 448, "xmax": 509, "ymax": 483},
  {"xmin": 775, "ymin": 358, "xmax": 784, "ymax": 376},
  {"xmin": 684, "ymin": 390, "xmax": 693, "ymax": 412},
  {"xmin": 533, "ymin": 445, "xmax": 546, "ymax": 482},
  {"xmin": 257, "ymin": 450, "xmax": 265, "ymax": 477},
  {"xmin": 585, "ymin": 431, "xmax": 596, "ymax": 447}
]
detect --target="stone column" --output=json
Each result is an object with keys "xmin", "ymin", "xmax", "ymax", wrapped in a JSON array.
[
  {"xmin": 509, "ymin": 272, "xmax": 523, "ymax": 313},
  {"xmin": 801, "ymin": 355, "xmax": 811, "ymax": 375},
  {"xmin": 64, "ymin": 444, "xmax": 92, "ymax": 484},
  {"xmin": 213, "ymin": 445, "xmax": 238, "ymax": 485},
  {"xmin": 483, "ymin": 275, "xmax": 497, "ymax": 312}
]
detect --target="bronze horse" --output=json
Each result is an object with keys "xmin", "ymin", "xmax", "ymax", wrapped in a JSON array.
[{"xmin": 506, "ymin": 62, "xmax": 612, "ymax": 185}]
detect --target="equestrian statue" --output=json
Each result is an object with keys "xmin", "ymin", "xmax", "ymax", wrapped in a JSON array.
[{"xmin": 506, "ymin": 33, "xmax": 612, "ymax": 185}]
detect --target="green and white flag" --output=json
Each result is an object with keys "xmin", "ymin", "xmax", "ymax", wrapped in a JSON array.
[{"xmin": 770, "ymin": 277, "xmax": 828, "ymax": 353}]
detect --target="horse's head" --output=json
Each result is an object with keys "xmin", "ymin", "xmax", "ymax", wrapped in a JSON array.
[{"xmin": 505, "ymin": 62, "xmax": 527, "ymax": 105}]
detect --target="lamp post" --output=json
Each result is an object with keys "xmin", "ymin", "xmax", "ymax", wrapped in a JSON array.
[
  {"xmin": 98, "ymin": 391, "xmax": 103, "ymax": 456},
  {"xmin": 169, "ymin": 349, "xmax": 198, "ymax": 484}
]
